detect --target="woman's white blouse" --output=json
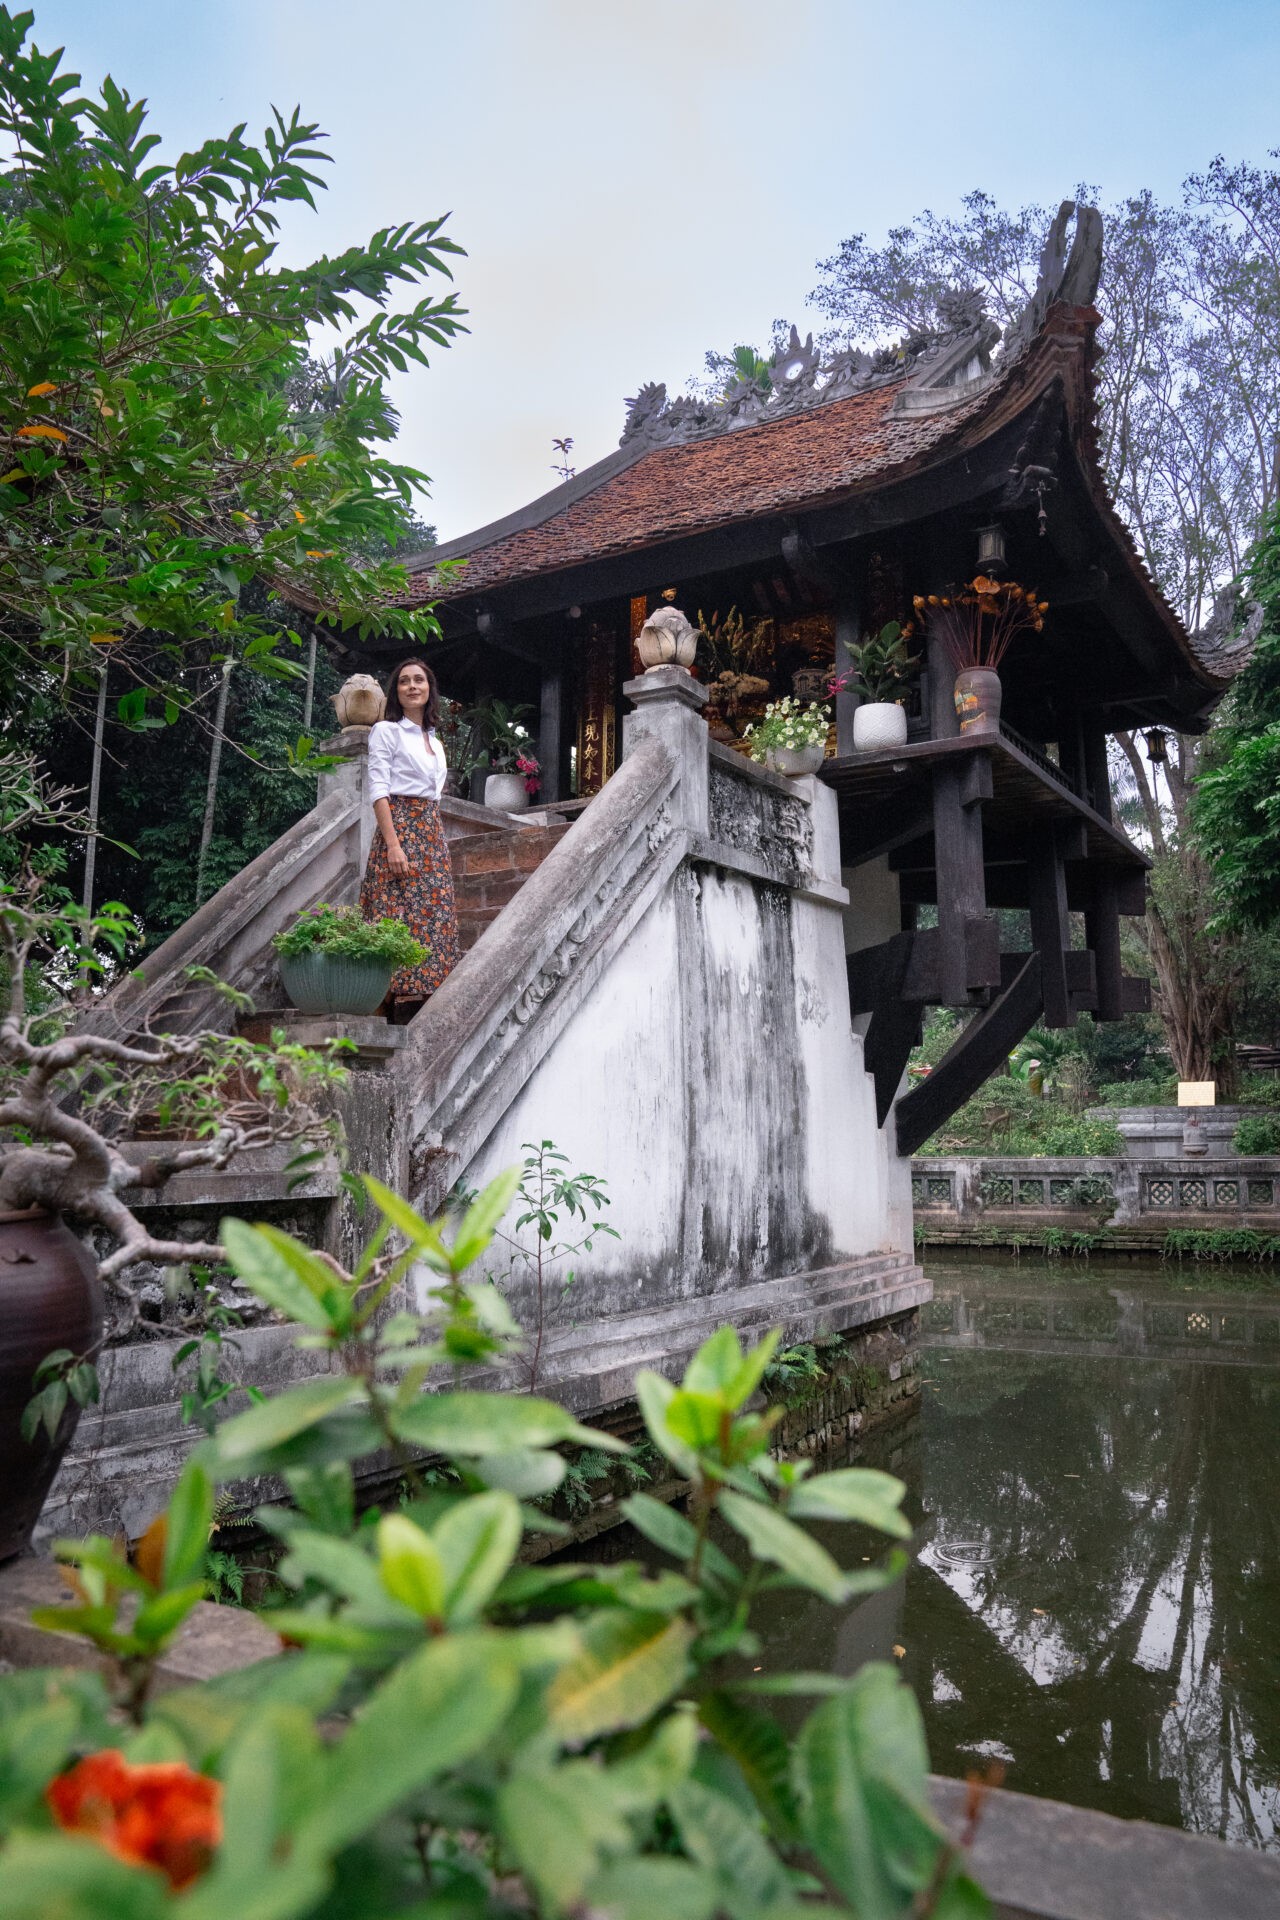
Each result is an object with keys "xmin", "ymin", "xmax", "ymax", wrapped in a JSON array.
[{"xmin": 367, "ymin": 717, "xmax": 448, "ymax": 802}]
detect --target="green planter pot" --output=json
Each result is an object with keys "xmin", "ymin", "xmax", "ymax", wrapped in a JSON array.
[{"xmin": 278, "ymin": 949, "xmax": 395, "ymax": 1016}]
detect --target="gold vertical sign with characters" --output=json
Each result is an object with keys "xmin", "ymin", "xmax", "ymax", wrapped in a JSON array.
[{"xmin": 577, "ymin": 620, "xmax": 617, "ymax": 796}]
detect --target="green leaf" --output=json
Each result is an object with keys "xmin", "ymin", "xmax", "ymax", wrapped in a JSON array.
[
  {"xmin": 546, "ymin": 1609, "xmax": 693, "ymax": 1742},
  {"xmin": 163, "ymin": 1458, "xmax": 214, "ymax": 1587},
  {"xmin": 132, "ymin": 1583, "xmax": 206, "ymax": 1647},
  {"xmin": 617, "ymin": 1493, "xmax": 736, "ymax": 1590},
  {"xmin": 634, "ymin": 1370, "xmax": 698, "ymax": 1474},
  {"xmin": 0, "ymin": 1834, "xmax": 169, "ymax": 1920},
  {"xmin": 299, "ymin": 1631, "xmax": 520, "ymax": 1853},
  {"xmin": 361, "ymin": 1175, "xmax": 450, "ymax": 1270},
  {"xmin": 794, "ymin": 1663, "xmax": 941, "ymax": 1920},
  {"xmin": 473, "ymin": 1448, "xmax": 565, "ymax": 1497},
  {"xmin": 376, "ymin": 1513, "xmax": 446, "ymax": 1617},
  {"xmin": 391, "ymin": 1390, "xmax": 625, "ymax": 1457},
  {"xmin": 718, "ymin": 1491, "xmax": 850, "ymax": 1603},
  {"xmin": 585, "ymin": 1857, "xmax": 720, "ymax": 1920},
  {"xmin": 211, "ymin": 1376, "xmax": 358, "ymax": 1465},
  {"xmin": 498, "ymin": 1761, "xmax": 631, "ymax": 1911},
  {"xmin": 219, "ymin": 1218, "xmax": 336, "ymax": 1331},
  {"xmin": 699, "ymin": 1691, "xmax": 799, "ymax": 1839},
  {"xmin": 668, "ymin": 1776, "xmax": 791, "ymax": 1910},
  {"xmin": 449, "ymin": 1165, "xmax": 520, "ymax": 1270},
  {"xmin": 665, "ymin": 1389, "xmax": 726, "ymax": 1451},
  {"xmin": 432, "ymin": 1490, "xmax": 522, "ymax": 1623},
  {"xmin": 786, "ymin": 1467, "xmax": 912, "ymax": 1538}
]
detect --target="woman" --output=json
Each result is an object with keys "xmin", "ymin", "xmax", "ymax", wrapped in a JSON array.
[{"xmin": 360, "ymin": 657, "xmax": 461, "ymax": 1020}]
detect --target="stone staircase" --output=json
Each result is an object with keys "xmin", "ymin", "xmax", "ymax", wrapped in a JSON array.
[{"xmin": 449, "ymin": 822, "xmax": 573, "ymax": 952}]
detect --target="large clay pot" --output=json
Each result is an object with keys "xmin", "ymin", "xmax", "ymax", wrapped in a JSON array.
[
  {"xmin": 330, "ymin": 674, "xmax": 386, "ymax": 729},
  {"xmin": 278, "ymin": 950, "xmax": 395, "ymax": 1016},
  {"xmin": 953, "ymin": 667, "xmax": 1002, "ymax": 734},
  {"xmin": 765, "ymin": 743, "xmax": 825, "ymax": 777},
  {"xmin": 484, "ymin": 771, "xmax": 531, "ymax": 814},
  {"xmin": 636, "ymin": 607, "xmax": 697, "ymax": 670},
  {"xmin": 0, "ymin": 1210, "xmax": 103, "ymax": 1562},
  {"xmin": 851, "ymin": 702, "xmax": 908, "ymax": 751}
]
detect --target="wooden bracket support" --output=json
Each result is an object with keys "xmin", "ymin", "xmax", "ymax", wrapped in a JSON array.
[{"xmin": 895, "ymin": 953, "xmax": 1045, "ymax": 1157}]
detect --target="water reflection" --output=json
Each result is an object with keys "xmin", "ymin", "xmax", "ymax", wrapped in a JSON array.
[{"xmin": 906, "ymin": 1262, "xmax": 1280, "ymax": 1847}]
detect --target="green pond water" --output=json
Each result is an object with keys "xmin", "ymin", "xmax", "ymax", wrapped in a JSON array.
[{"xmin": 752, "ymin": 1258, "xmax": 1280, "ymax": 1850}]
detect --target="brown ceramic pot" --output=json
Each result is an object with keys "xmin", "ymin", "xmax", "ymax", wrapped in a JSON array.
[
  {"xmin": 0, "ymin": 1209, "xmax": 103, "ymax": 1562},
  {"xmin": 953, "ymin": 666, "xmax": 1002, "ymax": 734}
]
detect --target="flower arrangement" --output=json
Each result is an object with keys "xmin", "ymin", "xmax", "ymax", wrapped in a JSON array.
[
  {"xmin": 837, "ymin": 619, "xmax": 920, "ymax": 703},
  {"xmin": 913, "ymin": 575, "xmax": 1049, "ymax": 671},
  {"xmin": 515, "ymin": 751, "xmax": 541, "ymax": 797},
  {"xmin": 272, "ymin": 903, "xmax": 426, "ymax": 971},
  {"xmin": 743, "ymin": 695, "xmax": 831, "ymax": 762}
]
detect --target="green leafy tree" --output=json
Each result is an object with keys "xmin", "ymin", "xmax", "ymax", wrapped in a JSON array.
[
  {"xmin": 1195, "ymin": 507, "xmax": 1280, "ymax": 930},
  {"xmin": 0, "ymin": 6, "xmax": 463, "ymax": 754}
]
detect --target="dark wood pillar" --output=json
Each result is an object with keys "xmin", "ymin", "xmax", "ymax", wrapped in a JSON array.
[
  {"xmin": 834, "ymin": 593, "xmax": 860, "ymax": 756},
  {"xmin": 538, "ymin": 657, "xmax": 565, "ymax": 804},
  {"xmin": 933, "ymin": 752, "xmax": 990, "ymax": 1009},
  {"xmin": 926, "ymin": 628, "xmax": 958, "ymax": 742},
  {"xmin": 1027, "ymin": 824, "xmax": 1075, "ymax": 1028},
  {"xmin": 1081, "ymin": 717, "xmax": 1113, "ymax": 822},
  {"xmin": 1085, "ymin": 871, "xmax": 1125, "ymax": 1022}
]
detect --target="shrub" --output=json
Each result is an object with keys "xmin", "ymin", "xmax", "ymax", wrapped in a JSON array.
[
  {"xmin": 1234, "ymin": 1112, "xmax": 1280, "ymax": 1154},
  {"xmin": 273, "ymin": 902, "xmax": 426, "ymax": 969},
  {"xmin": 0, "ymin": 1174, "xmax": 992, "ymax": 1917}
]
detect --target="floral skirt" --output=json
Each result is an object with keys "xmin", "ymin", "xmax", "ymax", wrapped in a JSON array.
[{"xmin": 359, "ymin": 795, "xmax": 460, "ymax": 1003}]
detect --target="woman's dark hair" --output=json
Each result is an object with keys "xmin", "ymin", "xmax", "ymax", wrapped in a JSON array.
[{"xmin": 384, "ymin": 657, "xmax": 442, "ymax": 730}]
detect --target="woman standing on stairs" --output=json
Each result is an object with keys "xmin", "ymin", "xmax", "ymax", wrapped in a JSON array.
[{"xmin": 361, "ymin": 657, "xmax": 461, "ymax": 1022}]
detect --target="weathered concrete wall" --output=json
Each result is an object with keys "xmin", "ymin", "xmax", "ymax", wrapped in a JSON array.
[{"xmin": 458, "ymin": 674, "xmax": 915, "ymax": 1348}]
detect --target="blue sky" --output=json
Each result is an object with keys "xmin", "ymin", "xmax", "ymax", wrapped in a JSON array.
[{"xmin": 25, "ymin": 0, "xmax": 1280, "ymax": 540}]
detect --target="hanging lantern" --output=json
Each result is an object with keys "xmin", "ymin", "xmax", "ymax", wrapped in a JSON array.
[
  {"xmin": 975, "ymin": 523, "xmax": 1007, "ymax": 576},
  {"xmin": 1143, "ymin": 727, "xmax": 1168, "ymax": 763}
]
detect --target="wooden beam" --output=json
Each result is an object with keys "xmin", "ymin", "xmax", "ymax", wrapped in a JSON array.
[
  {"xmin": 1081, "ymin": 719, "xmax": 1113, "ymax": 823},
  {"xmin": 1026, "ymin": 825, "xmax": 1074, "ymax": 1028},
  {"xmin": 895, "ymin": 953, "xmax": 1045, "ymax": 1157},
  {"xmin": 932, "ymin": 759, "xmax": 988, "ymax": 1007},
  {"xmin": 848, "ymin": 920, "xmax": 1002, "ymax": 1014},
  {"xmin": 846, "ymin": 933, "xmax": 924, "ymax": 1125}
]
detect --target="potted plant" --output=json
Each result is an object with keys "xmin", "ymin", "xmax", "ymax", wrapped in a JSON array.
[
  {"xmin": 463, "ymin": 698, "xmax": 539, "ymax": 811},
  {"xmin": 273, "ymin": 904, "xmax": 427, "ymax": 1015},
  {"xmin": 743, "ymin": 696, "xmax": 830, "ymax": 776},
  {"xmin": 839, "ymin": 620, "xmax": 920, "ymax": 750},
  {"xmin": 912, "ymin": 576, "xmax": 1048, "ymax": 733}
]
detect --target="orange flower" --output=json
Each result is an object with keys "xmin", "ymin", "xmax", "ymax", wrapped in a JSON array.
[
  {"xmin": 27, "ymin": 380, "xmax": 58, "ymax": 397},
  {"xmin": 294, "ymin": 509, "xmax": 305, "ymax": 524},
  {"xmin": 304, "ymin": 549, "xmax": 334, "ymax": 559},
  {"xmin": 291, "ymin": 452, "xmax": 316, "ymax": 468},
  {"xmin": 47, "ymin": 1750, "xmax": 222, "ymax": 1890},
  {"xmin": 16, "ymin": 424, "xmax": 68, "ymax": 442}
]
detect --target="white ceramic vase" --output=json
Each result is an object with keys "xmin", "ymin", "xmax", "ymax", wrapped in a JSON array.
[
  {"xmin": 851, "ymin": 702, "xmax": 908, "ymax": 751},
  {"xmin": 765, "ymin": 743, "xmax": 825, "ymax": 777},
  {"xmin": 484, "ymin": 771, "xmax": 531, "ymax": 814}
]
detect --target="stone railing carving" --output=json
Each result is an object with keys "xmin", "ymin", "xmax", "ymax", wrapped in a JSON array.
[
  {"xmin": 912, "ymin": 1154, "xmax": 1280, "ymax": 1228},
  {"xmin": 404, "ymin": 734, "xmax": 684, "ymax": 1209},
  {"xmin": 705, "ymin": 747, "xmax": 813, "ymax": 885}
]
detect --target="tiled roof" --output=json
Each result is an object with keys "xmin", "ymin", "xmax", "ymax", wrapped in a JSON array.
[{"xmin": 402, "ymin": 373, "xmax": 1000, "ymax": 605}]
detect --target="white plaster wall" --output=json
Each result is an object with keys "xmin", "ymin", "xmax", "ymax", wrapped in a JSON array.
[
  {"xmin": 462, "ymin": 884, "xmax": 689, "ymax": 1310},
  {"xmin": 462, "ymin": 845, "xmax": 914, "ymax": 1312},
  {"xmin": 790, "ymin": 892, "xmax": 899, "ymax": 1255}
]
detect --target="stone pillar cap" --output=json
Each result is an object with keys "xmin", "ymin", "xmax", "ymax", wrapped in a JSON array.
[{"xmin": 622, "ymin": 665, "xmax": 709, "ymax": 713}]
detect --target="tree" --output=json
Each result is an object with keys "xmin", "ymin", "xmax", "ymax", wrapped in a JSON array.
[
  {"xmin": 0, "ymin": 6, "xmax": 463, "ymax": 764},
  {"xmin": 791, "ymin": 167, "xmax": 1280, "ymax": 1089},
  {"xmin": 1195, "ymin": 504, "xmax": 1280, "ymax": 931}
]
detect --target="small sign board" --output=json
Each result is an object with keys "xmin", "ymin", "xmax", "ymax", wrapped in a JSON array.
[{"xmin": 1178, "ymin": 1080, "xmax": 1216, "ymax": 1107}]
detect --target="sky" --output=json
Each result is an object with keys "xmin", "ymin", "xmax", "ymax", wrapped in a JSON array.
[{"xmin": 24, "ymin": 0, "xmax": 1280, "ymax": 544}]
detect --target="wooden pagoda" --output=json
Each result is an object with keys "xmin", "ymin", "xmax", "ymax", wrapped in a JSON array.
[{"xmin": 332, "ymin": 204, "xmax": 1244, "ymax": 1155}]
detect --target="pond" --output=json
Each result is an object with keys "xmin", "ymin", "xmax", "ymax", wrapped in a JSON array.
[{"xmin": 751, "ymin": 1259, "xmax": 1280, "ymax": 1849}]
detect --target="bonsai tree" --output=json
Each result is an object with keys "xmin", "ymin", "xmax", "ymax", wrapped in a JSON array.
[
  {"xmin": 841, "ymin": 620, "xmax": 921, "ymax": 703},
  {"xmin": 0, "ymin": 757, "xmax": 347, "ymax": 1295}
]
